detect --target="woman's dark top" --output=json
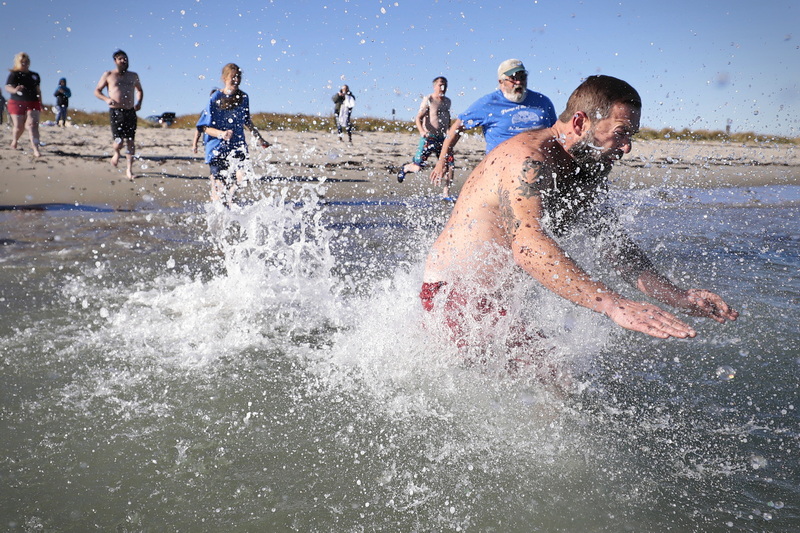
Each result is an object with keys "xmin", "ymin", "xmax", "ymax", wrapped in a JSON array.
[{"xmin": 6, "ymin": 70, "xmax": 41, "ymax": 102}]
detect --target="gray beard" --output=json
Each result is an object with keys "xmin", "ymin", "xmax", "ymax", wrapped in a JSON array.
[{"xmin": 501, "ymin": 88, "xmax": 526, "ymax": 103}]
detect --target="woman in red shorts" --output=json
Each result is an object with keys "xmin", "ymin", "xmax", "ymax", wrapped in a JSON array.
[{"xmin": 5, "ymin": 52, "xmax": 43, "ymax": 157}]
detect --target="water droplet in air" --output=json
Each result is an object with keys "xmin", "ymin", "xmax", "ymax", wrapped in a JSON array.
[
  {"xmin": 750, "ymin": 454, "xmax": 767, "ymax": 470},
  {"xmin": 715, "ymin": 365, "xmax": 736, "ymax": 380}
]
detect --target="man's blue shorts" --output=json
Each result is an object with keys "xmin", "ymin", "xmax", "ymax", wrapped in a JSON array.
[{"xmin": 413, "ymin": 135, "xmax": 454, "ymax": 167}]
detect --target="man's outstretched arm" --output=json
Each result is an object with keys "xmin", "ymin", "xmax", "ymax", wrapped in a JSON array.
[
  {"xmin": 430, "ymin": 118, "xmax": 463, "ymax": 185},
  {"xmin": 600, "ymin": 224, "xmax": 738, "ymax": 324},
  {"xmin": 504, "ymin": 158, "xmax": 700, "ymax": 339}
]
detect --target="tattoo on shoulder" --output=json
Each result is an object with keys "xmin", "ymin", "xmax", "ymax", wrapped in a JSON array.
[
  {"xmin": 498, "ymin": 187, "xmax": 521, "ymax": 235},
  {"xmin": 516, "ymin": 158, "xmax": 546, "ymax": 198}
]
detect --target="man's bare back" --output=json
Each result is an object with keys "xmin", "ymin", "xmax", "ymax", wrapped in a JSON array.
[{"xmin": 424, "ymin": 128, "xmax": 570, "ymax": 285}]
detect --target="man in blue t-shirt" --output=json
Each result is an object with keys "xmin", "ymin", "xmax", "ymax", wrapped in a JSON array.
[{"xmin": 429, "ymin": 59, "xmax": 556, "ymax": 186}]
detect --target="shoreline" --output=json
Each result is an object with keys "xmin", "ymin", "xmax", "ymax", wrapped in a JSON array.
[{"xmin": 1, "ymin": 124, "xmax": 797, "ymax": 211}]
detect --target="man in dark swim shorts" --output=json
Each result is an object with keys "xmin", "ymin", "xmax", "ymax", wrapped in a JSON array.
[
  {"xmin": 110, "ymin": 108, "xmax": 138, "ymax": 142},
  {"xmin": 94, "ymin": 50, "xmax": 144, "ymax": 180}
]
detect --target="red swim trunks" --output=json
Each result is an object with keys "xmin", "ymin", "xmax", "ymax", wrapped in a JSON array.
[
  {"xmin": 420, "ymin": 281, "xmax": 551, "ymax": 371},
  {"xmin": 7, "ymin": 99, "xmax": 42, "ymax": 115},
  {"xmin": 420, "ymin": 281, "xmax": 509, "ymax": 349}
]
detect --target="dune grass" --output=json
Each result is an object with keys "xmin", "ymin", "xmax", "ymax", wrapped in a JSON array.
[{"xmin": 44, "ymin": 108, "xmax": 799, "ymax": 145}]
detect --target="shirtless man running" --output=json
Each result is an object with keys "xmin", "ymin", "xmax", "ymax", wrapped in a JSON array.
[
  {"xmin": 94, "ymin": 50, "xmax": 143, "ymax": 180},
  {"xmin": 421, "ymin": 75, "xmax": 737, "ymax": 351},
  {"xmin": 396, "ymin": 77, "xmax": 454, "ymax": 197}
]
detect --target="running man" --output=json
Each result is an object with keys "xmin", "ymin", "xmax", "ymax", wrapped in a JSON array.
[
  {"xmin": 396, "ymin": 76, "xmax": 454, "ymax": 198},
  {"xmin": 429, "ymin": 59, "xmax": 557, "ymax": 190},
  {"xmin": 94, "ymin": 50, "xmax": 143, "ymax": 179}
]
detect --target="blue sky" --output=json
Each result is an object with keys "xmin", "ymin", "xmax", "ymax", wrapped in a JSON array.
[{"xmin": 3, "ymin": 0, "xmax": 798, "ymax": 136}]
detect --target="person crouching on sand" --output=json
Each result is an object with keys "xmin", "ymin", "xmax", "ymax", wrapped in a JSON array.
[{"xmin": 195, "ymin": 63, "xmax": 270, "ymax": 204}]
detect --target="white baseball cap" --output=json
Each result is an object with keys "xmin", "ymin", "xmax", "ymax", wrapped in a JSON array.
[{"xmin": 497, "ymin": 59, "xmax": 526, "ymax": 78}]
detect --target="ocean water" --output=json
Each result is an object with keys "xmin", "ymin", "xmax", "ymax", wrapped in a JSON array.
[{"xmin": 1, "ymin": 179, "xmax": 798, "ymax": 532}]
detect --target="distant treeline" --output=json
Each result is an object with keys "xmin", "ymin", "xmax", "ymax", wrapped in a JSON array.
[{"xmin": 45, "ymin": 108, "xmax": 799, "ymax": 145}]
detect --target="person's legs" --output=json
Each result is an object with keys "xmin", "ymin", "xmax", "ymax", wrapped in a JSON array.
[
  {"xmin": 398, "ymin": 164, "xmax": 420, "ymax": 184},
  {"xmin": 399, "ymin": 136, "xmax": 436, "ymax": 183},
  {"xmin": 109, "ymin": 109, "xmax": 122, "ymax": 167},
  {"xmin": 110, "ymin": 139, "xmax": 122, "ymax": 167},
  {"xmin": 109, "ymin": 109, "xmax": 136, "ymax": 178},
  {"xmin": 26, "ymin": 109, "xmax": 41, "ymax": 157},
  {"xmin": 57, "ymin": 106, "xmax": 68, "ymax": 126},
  {"xmin": 208, "ymin": 156, "xmax": 244, "ymax": 206},
  {"xmin": 209, "ymin": 176, "xmax": 224, "ymax": 202},
  {"xmin": 124, "ymin": 138, "xmax": 135, "ymax": 179},
  {"xmin": 208, "ymin": 160, "xmax": 227, "ymax": 202},
  {"xmin": 9, "ymin": 113, "xmax": 25, "ymax": 149}
]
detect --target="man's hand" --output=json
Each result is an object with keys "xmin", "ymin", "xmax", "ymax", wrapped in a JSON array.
[
  {"xmin": 683, "ymin": 289, "xmax": 739, "ymax": 323},
  {"xmin": 605, "ymin": 297, "xmax": 698, "ymax": 339},
  {"xmin": 430, "ymin": 159, "xmax": 446, "ymax": 186}
]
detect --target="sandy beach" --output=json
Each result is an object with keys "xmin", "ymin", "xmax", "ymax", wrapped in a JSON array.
[{"xmin": 1, "ymin": 123, "xmax": 797, "ymax": 210}]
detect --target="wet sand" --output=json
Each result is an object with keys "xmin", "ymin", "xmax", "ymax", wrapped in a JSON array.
[{"xmin": 1, "ymin": 123, "xmax": 797, "ymax": 210}]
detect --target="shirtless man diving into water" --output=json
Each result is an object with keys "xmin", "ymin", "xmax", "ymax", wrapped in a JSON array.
[{"xmin": 421, "ymin": 75, "xmax": 737, "ymax": 353}]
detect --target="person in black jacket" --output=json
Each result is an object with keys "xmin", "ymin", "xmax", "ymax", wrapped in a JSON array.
[{"xmin": 53, "ymin": 78, "xmax": 71, "ymax": 127}]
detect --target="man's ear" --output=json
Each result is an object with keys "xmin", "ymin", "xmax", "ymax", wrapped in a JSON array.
[{"xmin": 571, "ymin": 111, "xmax": 590, "ymax": 136}]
